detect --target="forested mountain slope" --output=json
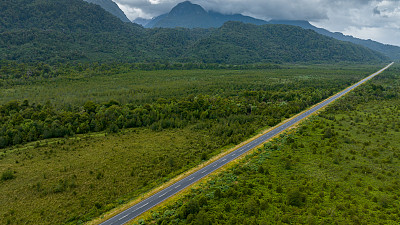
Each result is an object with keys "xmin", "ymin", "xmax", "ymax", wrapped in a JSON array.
[
  {"xmin": 0, "ymin": 0, "xmax": 389, "ymax": 63},
  {"xmin": 185, "ymin": 22, "xmax": 388, "ymax": 64},
  {"xmin": 83, "ymin": 0, "xmax": 131, "ymax": 23},
  {"xmin": 0, "ymin": 0, "xmax": 145, "ymax": 63},
  {"xmin": 142, "ymin": 1, "xmax": 400, "ymax": 60},
  {"xmin": 269, "ymin": 20, "xmax": 400, "ymax": 60}
]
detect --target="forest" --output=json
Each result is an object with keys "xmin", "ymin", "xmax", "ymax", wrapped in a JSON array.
[
  {"xmin": 133, "ymin": 65, "xmax": 400, "ymax": 225},
  {"xmin": 0, "ymin": 62, "xmax": 378, "ymax": 150},
  {"xmin": 0, "ymin": 0, "xmax": 389, "ymax": 64},
  {"xmin": 0, "ymin": 64, "xmax": 385, "ymax": 224}
]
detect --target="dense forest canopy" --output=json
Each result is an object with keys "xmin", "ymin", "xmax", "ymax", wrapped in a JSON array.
[{"xmin": 0, "ymin": 0, "xmax": 389, "ymax": 64}]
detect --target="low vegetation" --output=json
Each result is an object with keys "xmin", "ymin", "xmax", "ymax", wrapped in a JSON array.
[
  {"xmin": 135, "ymin": 65, "xmax": 400, "ymax": 224},
  {"xmin": 1, "ymin": 64, "xmax": 378, "ymax": 150},
  {"xmin": 0, "ymin": 64, "xmax": 389, "ymax": 224},
  {"xmin": 0, "ymin": 128, "xmax": 226, "ymax": 224}
]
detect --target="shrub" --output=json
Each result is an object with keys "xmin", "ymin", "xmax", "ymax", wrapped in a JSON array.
[
  {"xmin": 1, "ymin": 170, "xmax": 15, "ymax": 181},
  {"xmin": 287, "ymin": 189, "xmax": 307, "ymax": 207}
]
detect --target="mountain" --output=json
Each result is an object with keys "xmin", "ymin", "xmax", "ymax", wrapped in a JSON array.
[
  {"xmin": 143, "ymin": 1, "xmax": 400, "ymax": 60},
  {"xmin": 83, "ymin": 0, "xmax": 131, "ymax": 22},
  {"xmin": 269, "ymin": 20, "xmax": 400, "ymax": 60},
  {"xmin": 144, "ymin": 1, "xmax": 267, "ymax": 28},
  {"xmin": 0, "ymin": 0, "xmax": 144, "ymax": 63},
  {"xmin": 0, "ymin": 0, "xmax": 388, "ymax": 64},
  {"xmin": 184, "ymin": 22, "xmax": 387, "ymax": 64},
  {"xmin": 0, "ymin": 0, "xmax": 136, "ymax": 32}
]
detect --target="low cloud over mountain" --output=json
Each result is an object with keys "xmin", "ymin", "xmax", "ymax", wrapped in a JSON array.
[{"xmin": 114, "ymin": 0, "xmax": 400, "ymax": 46}]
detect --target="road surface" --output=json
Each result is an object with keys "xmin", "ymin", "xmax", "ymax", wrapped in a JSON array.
[{"xmin": 99, "ymin": 62, "xmax": 394, "ymax": 225}]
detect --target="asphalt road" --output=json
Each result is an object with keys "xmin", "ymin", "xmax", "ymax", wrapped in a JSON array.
[{"xmin": 99, "ymin": 62, "xmax": 394, "ymax": 225}]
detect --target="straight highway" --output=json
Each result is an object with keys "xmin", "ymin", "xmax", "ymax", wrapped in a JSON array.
[{"xmin": 99, "ymin": 62, "xmax": 394, "ymax": 225}]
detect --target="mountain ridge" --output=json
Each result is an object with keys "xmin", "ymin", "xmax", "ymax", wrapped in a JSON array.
[
  {"xmin": 144, "ymin": 1, "xmax": 267, "ymax": 29},
  {"xmin": 186, "ymin": 21, "xmax": 387, "ymax": 64},
  {"xmin": 141, "ymin": 1, "xmax": 400, "ymax": 59},
  {"xmin": 83, "ymin": 0, "xmax": 131, "ymax": 22},
  {"xmin": 0, "ymin": 0, "xmax": 389, "ymax": 64},
  {"xmin": 268, "ymin": 20, "xmax": 400, "ymax": 60}
]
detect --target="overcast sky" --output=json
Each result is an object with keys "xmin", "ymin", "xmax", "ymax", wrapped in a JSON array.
[{"xmin": 114, "ymin": 0, "xmax": 400, "ymax": 46}]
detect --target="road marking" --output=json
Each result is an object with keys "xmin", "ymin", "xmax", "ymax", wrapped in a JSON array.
[
  {"xmin": 98, "ymin": 63, "xmax": 393, "ymax": 225},
  {"xmin": 137, "ymin": 203, "xmax": 148, "ymax": 209},
  {"xmin": 159, "ymin": 193, "xmax": 166, "ymax": 198},
  {"xmin": 222, "ymin": 158, "xmax": 226, "ymax": 161},
  {"xmin": 119, "ymin": 214, "xmax": 129, "ymax": 220},
  {"xmin": 175, "ymin": 185, "xmax": 181, "ymax": 189}
]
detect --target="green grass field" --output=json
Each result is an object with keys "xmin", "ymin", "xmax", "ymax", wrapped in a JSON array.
[
  {"xmin": 0, "ymin": 65, "xmax": 378, "ymax": 107},
  {"xmin": 136, "ymin": 65, "xmax": 400, "ymax": 224},
  {"xmin": 0, "ymin": 128, "xmax": 226, "ymax": 224},
  {"xmin": 0, "ymin": 64, "xmax": 390, "ymax": 224}
]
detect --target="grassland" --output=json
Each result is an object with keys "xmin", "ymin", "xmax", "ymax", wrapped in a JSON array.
[
  {"xmin": 0, "ymin": 65, "xmax": 378, "ymax": 107},
  {"xmin": 0, "ymin": 64, "xmax": 387, "ymax": 224},
  {"xmin": 136, "ymin": 65, "xmax": 400, "ymax": 224},
  {"xmin": 0, "ymin": 128, "xmax": 227, "ymax": 224}
]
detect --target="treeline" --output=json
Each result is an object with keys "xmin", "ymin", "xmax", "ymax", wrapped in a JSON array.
[
  {"xmin": 139, "ymin": 67, "xmax": 400, "ymax": 225},
  {"xmin": 0, "ymin": 85, "xmax": 334, "ymax": 149},
  {"xmin": 0, "ymin": 60, "xmax": 281, "ymax": 81}
]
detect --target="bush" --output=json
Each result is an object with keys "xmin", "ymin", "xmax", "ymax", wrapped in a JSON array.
[
  {"xmin": 287, "ymin": 189, "xmax": 306, "ymax": 207},
  {"xmin": 1, "ymin": 170, "xmax": 15, "ymax": 181},
  {"xmin": 107, "ymin": 123, "xmax": 119, "ymax": 133}
]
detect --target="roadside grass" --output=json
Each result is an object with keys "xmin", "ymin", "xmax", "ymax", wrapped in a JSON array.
[
  {"xmin": 135, "ymin": 69, "xmax": 400, "ymax": 224},
  {"xmin": 0, "ymin": 65, "xmax": 385, "ymax": 224},
  {"xmin": 0, "ymin": 127, "xmax": 227, "ymax": 225},
  {"xmin": 142, "ymin": 103, "xmax": 400, "ymax": 223},
  {"xmin": 107, "ymin": 91, "xmax": 354, "ymax": 225}
]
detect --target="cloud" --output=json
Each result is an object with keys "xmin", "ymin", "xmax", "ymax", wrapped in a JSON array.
[
  {"xmin": 313, "ymin": 0, "xmax": 400, "ymax": 45},
  {"xmin": 115, "ymin": 0, "xmax": 183, "ymax": 19},
  {"xmin": 114, "ymin": 0, "xmax": 329, "ymax": 20},
  {"xmin": 198, "ymin": 0, "xmax": 329, "ymax": 21},
  {"xmin": 114, "ymin": 0, "xmax": 400, "ymax": 46},
  {"xmin": 343, "ymin": 26, "xmax": 400, "ymax": 46}
]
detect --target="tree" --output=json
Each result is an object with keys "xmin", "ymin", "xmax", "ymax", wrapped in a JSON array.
[{"xmin": 287, "ymin": 189, "xmax": 306, "ymax": 207}]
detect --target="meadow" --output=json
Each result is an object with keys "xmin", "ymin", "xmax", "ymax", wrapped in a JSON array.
[
  {"xmin": 0, "ymin": 64, "xmax": 380, "ymax": 150},
  {"xmin": 0, "ymin": 64, "xmax": 387, "ymax": 224},
  {"xmin": 136, "ymin": 65, "xmax": 400, "ymax": 225},
  {"xmin": 1, "ymin": 64, "xmax": 378, "ymax": 107}
]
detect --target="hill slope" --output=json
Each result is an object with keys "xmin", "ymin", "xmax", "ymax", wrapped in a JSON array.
[
  {"xmin": 269, "ymin": 20, "xmax": 400, "ymax": 60},
  {"xmin": 0, "ymin": 0, "xmax": 389, "ymax": 64},
  {"xmin": 0, "ymin": 0, "xmax": 145, "ymax": 63},
  {"xmin": 184, "ymin": 22, "xmax": 387, "ymax": 64},
  {"xmin": 83, "ymin": 0, "xmax": 131, "ymax": 22},
  {"xmin": 143, "ymin": 1, "xmax": 400, "ymax": 60}
]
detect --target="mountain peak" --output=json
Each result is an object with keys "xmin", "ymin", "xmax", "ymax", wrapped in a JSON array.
[
  {"xmin": 84, "ymin": 0, "xmax": 131, "ymax": 22},
  {"xmin": 169, "ymin": 1, "xmax": 207, "ymax": 16},
  {"xmin": 146, "ymin": 1, "xmax": 267, "ymax": 28}
]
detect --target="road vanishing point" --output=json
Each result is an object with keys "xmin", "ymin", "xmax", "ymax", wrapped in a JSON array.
[{"xmin": 99, "ymin": 62, "xmax": 394, "ymax": 225}]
